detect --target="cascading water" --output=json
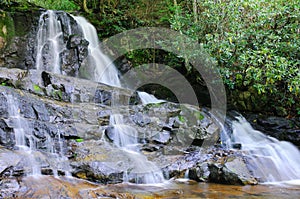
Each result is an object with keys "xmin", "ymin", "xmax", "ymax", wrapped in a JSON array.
[
  {"xmin": 137, "ymin": 91, "xmax": 165, "ymax": 105},
  {"xmin": 35, "ymin": 10, "xmax": 65, "ymax": 74},
  {"xmin": 229, "ymin": 116, "xmax": 300, "ymax": 183},
  {"xmin": 109, "ymin": 114, "xmax": 165, "ymax": 184},
  {"xmin": 6, "ymin": 95, "xmax": 41, "ymax": 176},
  {"xmin": 6, "ymin": 93, "xmax": 72, "ymax": 177},
  {"xmin": 32, "ymin": 10, "xmax": 300, "ymax": 186},
  {"xmin": 7, "ymin": 95, "xmax": 25, "ymax": 147},
  {"xmin": 72, "ymin": 16, "xmax": 121, "ymax": 87},
  {"xmin": 72, "ymin": 16, "xmax": 165, "ymax": 184}
]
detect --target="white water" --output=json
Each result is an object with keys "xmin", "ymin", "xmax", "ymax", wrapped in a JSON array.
[
  {"xmin": 71, "ymin": 16, "xmax": 165, "ymax": 184},
  {"xmin": 109, "ymin": 114, "xmax": 165, "ymax": 184},
  {"xmin": 7, "ymin": 95, "xmax": 26, "ymax": 147},
  {"xmin": 137, "ymin": 91, "xmax": 165, "ymax": 105},
  {"xmin": 231, "ymin": 116, "xmax": 300, "ymax": 183},
  {"xmin": 6, "ymin": 95, "xmax": 41, "ymax": 176},
  {"xmin": 72, "ymin": 16, "xmax": 121, "ymax": 87},
  {"xmin": 35, "ymin": 10, "xmax": 65, "ymax": 74}
]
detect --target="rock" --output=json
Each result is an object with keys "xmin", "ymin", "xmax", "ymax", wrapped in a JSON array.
[
  {"xmin": 0, "ymin": 148, "xmax": 23, "ymax": 176},
  {"xmin": 232, "ymin": 143, "xmax": 242, "ymax": 149},
  {"xmin": 0, "ymin": 178, "xmax": 20, "ymax": 198},
  {"xmin": 62, "ymin": 35, "xmax": 89, "ymax": 77},
  {"xmin": 94, "ymin": 89, "xmax": 112, "ymax": 105},
  {"xmin": 208, "ymin": 156, "xmax": 258, "ymax": 185},
  {"xmin": 245, "ymin": 113, "xmax": 300, "ymax": 148},
  {"xmin": 70, "ymin": 140, "xmax": 130, "ymax": 184},
  {"xmin": 161, "ymin": 148, "xmax": 257, "ymax": 185},
  {"xmin": 131, "ymin": 112, "xmax": 151, "ymax": 127},
  {"xmin": 151, "ymin": 130, "xmax": 171, "ymax": 144},
  {"xmin": 0, "ymin": 9, "xmax": 41, "ymax": 70},
  {"xmin": 0, "ymin": 175, "xmax": 136, "ymax": 199}
]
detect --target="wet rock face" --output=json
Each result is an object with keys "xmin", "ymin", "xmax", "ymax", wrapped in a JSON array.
[
  {"xmin": 0, "ymin": 8, "xmax": 44, "ymax": 70},
  {"xmin": 34, "ymin": 11, "xmax": 89, "ymax": 76},
  {"xmin": 162, "ymin": 148, "xmax": 258, "ymax": 185},
  {"xmin": 61, "ymin": 35, "xmax": 89, "ymax": 77},
  {"xmin": 245, "ymin": 113, "xmax": 300, "ymax": 148},
  {"xmin": 0, "ymin": 67, "xmax": 260, "ymax": 186},
  {"xmin": 0, "ymin": 9, "xmax": 89, "ymax": 77},
  {"xmin": 0, "ymin": 67, "xmax": 221, "ymax": 183}
]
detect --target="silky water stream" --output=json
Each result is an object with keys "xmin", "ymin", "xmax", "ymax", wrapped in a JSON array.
[{"xmin": 3, "ymin": 9, "xmax": 300, "ymax": 198}]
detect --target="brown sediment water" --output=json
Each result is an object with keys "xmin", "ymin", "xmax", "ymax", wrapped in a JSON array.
[{"xmin": 14, "ymin": 176, "xmax": 300, "ymax": 199}]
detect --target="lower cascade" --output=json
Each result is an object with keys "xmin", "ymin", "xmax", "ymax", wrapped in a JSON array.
[
  {"xmin": 6, "ymin": 94, "xmax": 41, "ymax": 176},
  {"xmin": 230, "ymin": 117, "xmax": 300, "ymax": 183},
  {"xmin": 110, "ymin": 114, "xmax": 165, "ymax": 184},
  {"xmin": 137, "ymin": 91, "xmax": 165, "ymax": 105},
  {"xmin": 6, "ymin": 93, "xmax": 73, "ymax": 177}
]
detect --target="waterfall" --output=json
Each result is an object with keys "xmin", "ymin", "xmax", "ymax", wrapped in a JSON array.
[
  {"xmin": 7, "ymin": 95, "xmax": 26, "ymax": 147},
  {"xmin": 72, "ymin": 16, "xmax": 121, "ymax": 87},
  {"xmin": 109, "ymin": 114, "xmax": 165, "ymax": 184},
  {"xmin": 35, "ymin": 10, "xmax": 64, "ymax": 74},
  {"xmin": 6, "ymin": 95, "xmax": 41, "ymax": 176},
  {"xmin": 230, "ymin": 116, "xmax": 300, "ymax": 183},
  {"xmin": 71, "ymin": 16, "xmax": 165, "ymax": 184},
  {"xmin": 137, "ymin": 91, "xmax": 165, "ymax": 105},
  {"xmin": 110, "ymin": 114, "xmax": 138, "ymax": 148}
]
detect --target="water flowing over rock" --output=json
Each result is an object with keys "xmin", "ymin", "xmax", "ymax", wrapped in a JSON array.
[
  {"xmin": 230, "ymin": 117, "xmax": 300, "ymax": 182},
  {"xmin": 137, "ymin": 91, "xmax": 165, "ymax": 105},
  {"xmin": 73, "ymin": 15, "xmax": 121, "ymax": 87},
  {"xmin": 245, "ymin": 113, "xmax": 300, "ymax": 148},
  {"xmin": 35, "ymin": 10, "xmax": 88, "ymax": 76},
  {"xmin": 1, "ymin": 8, "xmax": 300, "ymax": 197},
  {"xmin": 0, "ymin": 67, "xmax": 221, "ymax": 184}
]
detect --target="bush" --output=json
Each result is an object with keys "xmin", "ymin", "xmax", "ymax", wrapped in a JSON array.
[
  {"xmin": 169, "ymin": 0, "xmax": 300, "ymax": 115},
  {"xmin": 28, "ymin": 0, "xmax": 79, "ymax": 10}
]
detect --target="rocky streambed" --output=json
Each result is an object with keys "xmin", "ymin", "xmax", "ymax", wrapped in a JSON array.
[
  {"xmin": 0, "ymin": 67, "xmax": 257, "ymax": 197},
  {"xmin": 0, "ymin": 5, "xmax": 299, "ymax": 198}
]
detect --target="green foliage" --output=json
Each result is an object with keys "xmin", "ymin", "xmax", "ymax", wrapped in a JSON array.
[
  {"xmin": 297, "ymin": 108, "xmax": 300, "ymax": 116},
  {"xmin": 28, "ymin": 0, "xmax": 79, "ymax": 10},
  {"xmin": 169, "ymin": 0, "xmax": 300, "ymax": 115}
]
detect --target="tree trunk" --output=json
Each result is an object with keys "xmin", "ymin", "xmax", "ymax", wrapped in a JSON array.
[
  {"xmin": 83, "ymin": 0, "xmax": 91, "ymax": 13},
  {"xmin": 193, "ymin": 0, "xmax": 198, "ymax": 23},
  {"xmin": 100, "ymin": 0, "xmax": 104, "ymax": 14}
]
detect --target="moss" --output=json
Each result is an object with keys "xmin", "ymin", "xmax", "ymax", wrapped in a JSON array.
[
  {"xmin": 33, "ymin": 84, "xmax": 42, "ymax": 92},
  {"xmin": 178, "ymin": 115, "xmax": 186, "ymax": 123},
  {"xmin": 0, "ymin": 11, "xmax": 15, "ymax": 50},
  {"xmin": 75, "ymin": 138, "xmax": 84, "ymax": 142},
  {"xmin": 50, "ymin": 89, "xmax": 63, "ymax": 100},
  {"xmin": 194, "ymin": 111, "xmax": 204, "ymax": 121}
]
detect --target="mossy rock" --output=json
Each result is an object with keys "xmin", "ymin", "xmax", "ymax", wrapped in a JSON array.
[{"xmin": 0, "ymin": 11, "xmax": 15, "ymax": 51}]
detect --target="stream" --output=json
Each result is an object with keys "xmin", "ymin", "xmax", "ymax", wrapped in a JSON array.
[
  {"xmin": 2, "ymin": 175, "xmax": 299, "ymax": 198},
  {"xmin": 0, "ymin": 9, "xmax": 299, "ymax": 198}
]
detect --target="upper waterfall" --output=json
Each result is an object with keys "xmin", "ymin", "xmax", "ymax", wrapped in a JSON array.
[
  {"xmin": 72, "ymin": 16, "xmax": 121, "ymax": 87},
  {"xmin": 35, "ymin": 10, "xmax": 64, "ymax": 74}
]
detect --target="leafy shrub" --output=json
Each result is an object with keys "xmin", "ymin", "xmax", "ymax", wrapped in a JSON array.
[
  {"xmin": 169, "ymin": 0, "xmax": 300, "ymax": 115},
  {"xmin": 28, "ymin": 0, "xmax": 79, "ymax": 10}
]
